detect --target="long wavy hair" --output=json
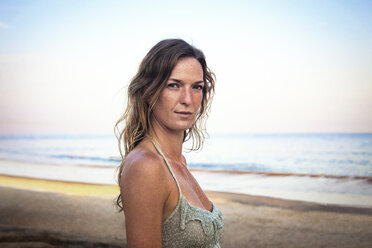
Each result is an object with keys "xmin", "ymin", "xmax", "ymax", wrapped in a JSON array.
[{"xmin": 114, "ymin": 39, "xmax": 215, "ymax": 211}]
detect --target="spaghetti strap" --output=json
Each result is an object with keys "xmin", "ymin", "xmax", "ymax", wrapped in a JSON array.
[{"xmin": 147, "ymin": 136, "xmax": 182, "ymax": 195}]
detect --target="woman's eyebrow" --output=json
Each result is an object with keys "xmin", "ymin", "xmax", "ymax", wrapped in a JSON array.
[
  {"xmin": 168, "ymin": 78, "xmax": 182, "ymax": 83},
  {"xmin": 169, "ymin": 78, "xmax": 204, "ymax": 84}
]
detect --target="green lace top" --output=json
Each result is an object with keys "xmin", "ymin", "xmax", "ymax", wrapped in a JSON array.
[{"xmin": 149, "ymin": 138, "xmax": 223, "ymax": 248}]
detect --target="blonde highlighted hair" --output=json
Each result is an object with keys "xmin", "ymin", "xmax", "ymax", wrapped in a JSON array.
[{"xmin": 115, "ymin": 39, "xmax": 215, "ymax": 211}]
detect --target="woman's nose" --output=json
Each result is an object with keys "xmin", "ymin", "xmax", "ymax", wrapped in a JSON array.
[{"xmin": 180, "ymin": 88, "xmax": 192, "ymax": 106}]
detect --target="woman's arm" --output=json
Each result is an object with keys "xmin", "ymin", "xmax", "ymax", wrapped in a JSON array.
[{"xmin": 121, "ymin": 155, "xmax": 169, "ymax": 248}]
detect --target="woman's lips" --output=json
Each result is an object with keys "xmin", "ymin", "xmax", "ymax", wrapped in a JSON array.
[{"xmin": 175, "ymin": 111, "xmax": 192, "ymax": 118}]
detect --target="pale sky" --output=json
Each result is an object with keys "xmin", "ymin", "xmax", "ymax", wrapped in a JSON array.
[{"xmin": 0, "ymin": 0, "xmax": 371, "ymax": 134}]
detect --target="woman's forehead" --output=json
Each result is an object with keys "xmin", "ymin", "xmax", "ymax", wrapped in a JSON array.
[{"xmin": 169, "ymin": 57, "xmax": 203, "ymax": 81}]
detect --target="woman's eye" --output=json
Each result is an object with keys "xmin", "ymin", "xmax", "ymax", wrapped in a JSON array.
[
  {"xmin": 167, "ymin": 83, "xmax": 178, "ymax": 88},
  {"xmin": 193, "ymin": 85, "xmax": 204, "ymax": 90}
]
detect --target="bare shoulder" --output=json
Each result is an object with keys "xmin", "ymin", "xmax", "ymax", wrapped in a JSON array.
[
  {"xmin": 123, "ymin": 148, "xmax": 165, "ymax": 178},
  {"xmin": 120, "ymin": 147, "xmax": 169, "ymax": 194}
]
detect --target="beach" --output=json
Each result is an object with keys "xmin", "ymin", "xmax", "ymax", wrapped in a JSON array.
[{"xmin": 1, "ymin": 175, "xmax": 372, "ymax": 247}]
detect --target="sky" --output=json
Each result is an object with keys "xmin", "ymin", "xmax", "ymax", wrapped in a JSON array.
[{"xmin": 0, "ymin": 0, "xmax": 371, "ymax": 134}]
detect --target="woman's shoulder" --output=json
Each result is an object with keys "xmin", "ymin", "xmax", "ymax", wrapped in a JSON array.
[
  {"xmin": 121, "ymin": 144, "xmax": 167, "ymax": 183},
  {"xmin": 120, "ymin": 143, "xmax": 171, "ymax": 204}
]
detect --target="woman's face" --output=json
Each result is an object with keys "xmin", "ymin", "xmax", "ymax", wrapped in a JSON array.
[{"xmin": 151, "ymin": 57, "xmax": 204, "ymax": 133}]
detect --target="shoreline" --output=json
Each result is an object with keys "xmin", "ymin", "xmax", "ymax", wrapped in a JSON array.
[
  {"xmin": 1, "ymin": 174, "xmax": 371, "ymax": 214},
  {"xmin": 3, "ymin": 158, "xmax": 372, "ymax": 181},
  {"xmin": 0, "ymin": 174, "xmax": 119, "ymax": 197},
  {"xmin": 1, "ymin": 159, "xmax": 372, "ymax": 207},
  {"xmin": 190, "ymin": 168, "xmax": 372, "ymax": 181}
]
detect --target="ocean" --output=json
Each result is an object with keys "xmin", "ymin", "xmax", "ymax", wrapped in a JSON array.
[{"xmin": 0, "ymin": 133, "xmax": 371, "ymax": 206}]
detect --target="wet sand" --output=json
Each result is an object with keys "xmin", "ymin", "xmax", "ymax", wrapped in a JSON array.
[{"xmin": 0, "ymin": 175, "xmax": 372, "ymax": 247}]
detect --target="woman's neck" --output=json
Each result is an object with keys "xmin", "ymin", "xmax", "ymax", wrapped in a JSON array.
[{"xmin": 148, "ymin": 128, "xmax": 184, "ymax": 162}]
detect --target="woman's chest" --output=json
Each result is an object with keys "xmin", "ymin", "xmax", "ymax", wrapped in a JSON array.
[{"xmin": 171, "ymin": 164, "xmax": 212, "ymax": 211}]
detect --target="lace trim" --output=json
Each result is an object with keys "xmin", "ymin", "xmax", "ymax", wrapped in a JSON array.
[{"xmin": 179, "ymin": 195, "xmax": 223, "ymax": 245}]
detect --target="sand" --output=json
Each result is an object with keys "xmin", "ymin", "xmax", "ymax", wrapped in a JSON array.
[{"xmin": 0, "ymin": 175, "xmax": 372, "ymax": 247}]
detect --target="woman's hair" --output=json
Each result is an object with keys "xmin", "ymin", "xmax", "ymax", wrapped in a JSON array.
[{"xmin": 115, "ymin": 38, "xmax": 215, "ymax": 211}]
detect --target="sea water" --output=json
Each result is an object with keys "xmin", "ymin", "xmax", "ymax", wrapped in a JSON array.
[
  {"xmin": 0, "ymin": 133, "xmax": 371, "ymax": 206},
  {"xmin": 1, "ymin": 133, "xmax": 371, "ymax": 176}
]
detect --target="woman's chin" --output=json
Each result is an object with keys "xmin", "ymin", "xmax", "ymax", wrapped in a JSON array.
[{"xmin": 169, "ymin": 123, "xmax": 194, "ymax": 132}]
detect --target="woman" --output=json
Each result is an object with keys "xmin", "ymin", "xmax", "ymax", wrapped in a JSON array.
[{"xmin": 115, "ymin": 39, "xmax": 223, "ymax": 248}]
